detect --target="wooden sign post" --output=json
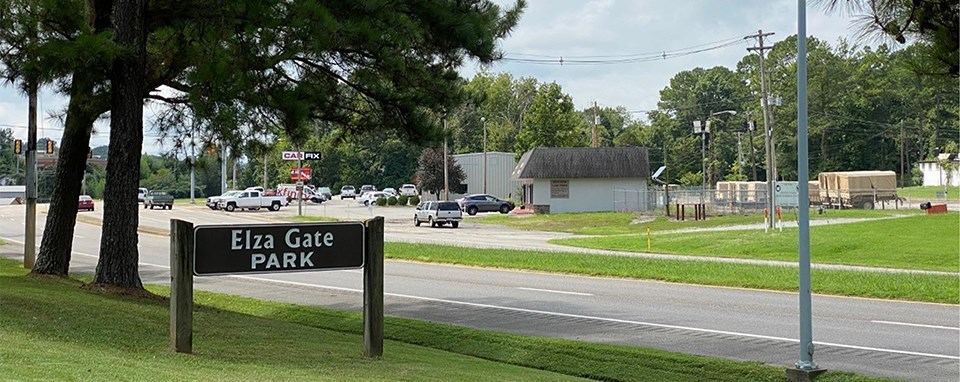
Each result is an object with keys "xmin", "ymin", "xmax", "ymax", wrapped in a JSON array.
[{"xmin": 169, "ymin": 217, "xmax": 383, "ymax": 357}]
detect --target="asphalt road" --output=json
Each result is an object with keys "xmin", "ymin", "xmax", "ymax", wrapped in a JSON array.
[{"xmin": 0, "ymin": 204, "xmax": 957, "ymax": 382}]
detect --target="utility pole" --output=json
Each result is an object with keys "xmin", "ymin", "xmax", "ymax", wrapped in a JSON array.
[
  {"xmin": 220, "ymin": 142, "xmax": 227, "ymax": 194},
  {"xmin": 189, "ymin": 136, "xmax": 195, "ymax": 204},
  {"xmin": 592, "ymin": 101, "xmax": 599, "ymax": 148},
  {"xmin": 443, "ymin": 117, "xmax": 449, "ymax": 200},
  {"xmin": 232, "ymin": 157, "xmax": 237, "ymax": 190},
  {"xmin": 263, "ymin": 151, "xmax": 268, "ymax": 190},
  {"xmin": 663, "ymin": 139, "xmax": 670, "ymax": 217},
  {"xmin": 746, "ymin": 29, "xmax": 776, "ymax": 229},
  {"xmin": 24, "ymin": 80, "xmax": 37, "ymax": 269},
  {"xmin": 736, "ymin": 131, "xmax": 744, "ymax": 171},
  {"xmin": 748, "ymin": 121, "xmax": 758, "ymax": 180},
  {"xmin": 899, "ymin": 120, "xmax": 905, "ymax": 187},
  {"xmin": 481, "ymin": 117, "xmax": 488, "ymax": 194}
]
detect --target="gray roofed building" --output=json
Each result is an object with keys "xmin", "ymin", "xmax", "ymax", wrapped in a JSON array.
[
  {"xmin": 513, "ymin": 147, "xmax": 650, "ymax": 180},
  {"xmin": 512, "ymin": 147, "xmax": 653, "ymax": 214}
]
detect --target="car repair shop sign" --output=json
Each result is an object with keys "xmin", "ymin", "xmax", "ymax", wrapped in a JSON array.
[{"xmin": 193, "ymin": 222, "xmax": 365, "ymax": 275}]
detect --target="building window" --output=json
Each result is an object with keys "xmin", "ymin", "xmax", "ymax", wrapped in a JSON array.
[{"xmin": 550, "ymin": 180, "xmax": 569, "ymax": 199}]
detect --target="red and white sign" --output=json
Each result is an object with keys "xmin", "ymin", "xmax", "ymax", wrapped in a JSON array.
[
  {"xmin": 290, "ymin": 167, "xmax": 311, "ymax": 180},
  {"xmin": 282, "ymin": 151, "xmax": 304, "ymax": 161}
]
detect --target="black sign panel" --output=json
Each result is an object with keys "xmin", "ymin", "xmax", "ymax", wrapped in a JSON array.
[
  {"xmin": 194, "ymin": 222, "xmax": 365, "ymax": 276},
  {"xmin": 303, "ymin": 151, "xmax": 322, "ymax": 160}
]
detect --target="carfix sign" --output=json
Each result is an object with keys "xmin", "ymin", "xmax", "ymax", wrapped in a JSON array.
[
  {"xmin": 193, "ymin": 222, "xmax": 365, "ymax": 276},
  {"xmin": 282, "ymin": 151, "xmax": 303, "ymax": 161}
]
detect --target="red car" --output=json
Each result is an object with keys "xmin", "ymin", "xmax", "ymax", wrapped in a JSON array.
[{"xmin": 78, "ymin": 195, "xmax": 94, "ymax": 212}]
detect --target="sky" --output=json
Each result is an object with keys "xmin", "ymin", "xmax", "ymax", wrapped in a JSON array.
[{"xmin": 0, "ymin": 0, "xmax": 869, "ymax": 154}]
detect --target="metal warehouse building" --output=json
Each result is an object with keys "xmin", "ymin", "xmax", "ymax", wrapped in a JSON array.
[{"xmin": 452, "ymin": 152, "xmax": 520, "ymax": 201}]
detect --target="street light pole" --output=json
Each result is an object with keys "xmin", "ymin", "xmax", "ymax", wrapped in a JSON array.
[
  {"xmin": 481, "ymin": 117, "xmax": 487, "ymax": 194},
  {"xmin": 443, "ymin": 117, "xmax": 449, "ymax": 200}
]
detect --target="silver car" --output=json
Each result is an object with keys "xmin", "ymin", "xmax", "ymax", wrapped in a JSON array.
[{"xmin": 414, "ymin": 201, "xmax": 462, "ymax": 228}]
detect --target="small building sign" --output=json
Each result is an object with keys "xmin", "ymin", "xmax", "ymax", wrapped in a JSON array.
[
  {"xmin": 193, "ymin": 222, "xmax": 365, "ymax": 275},
  {"xmin": 550, "ymin": 180, "xmax": 569, "ymax": 199}
]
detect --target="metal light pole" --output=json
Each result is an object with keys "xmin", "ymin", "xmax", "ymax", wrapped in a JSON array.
[
  {"xmin": 443, "ymin": 117, "xmax": 449, "ymax": 200},
  {"xmin": 795, "ymin": 0, "xmax": 817, "ymax": 372},
  {"xmin": 481, "ymin": 117, "xmax": 487, "ymax": 194}
]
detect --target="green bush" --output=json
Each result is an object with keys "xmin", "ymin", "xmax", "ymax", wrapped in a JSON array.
[
  {"xmin": 397, "ymin": 195, "xmax": 409, "ymax": 205},
  {"xmin": 376, "ymin": 197, "xmax": 388, "ymax": 206},
  {"xmin": 408, "ymin": 196, "xmax": 420, "ymax": 205},
  {"xmin": 387, "ymin": 196, "xmax": 398, "ymax": 206}
]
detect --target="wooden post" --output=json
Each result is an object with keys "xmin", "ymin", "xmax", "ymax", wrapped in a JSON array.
[
  {"xmin": 170, "ymin": 219, "xmax": 194, "ymax": 353},
  {"xmin": 363, "ymin": 216, "xmax": 384, "ymax": 358}
]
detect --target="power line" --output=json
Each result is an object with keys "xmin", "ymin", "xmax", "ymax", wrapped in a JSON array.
[{"xmin": 501, "ymin": 36, "xmax": 749, "ymax": 65}]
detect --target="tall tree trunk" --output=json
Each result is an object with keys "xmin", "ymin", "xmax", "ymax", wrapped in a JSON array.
[
  {"xmin": 30, "ymin": 0, "xmax": 113, "ymax": 276},
  {"xmin": 30, "ymin": 74, "xmax": 97, "ymax": 276},
  {"xmin": 93, "ymin": 0, "xmax": 147, "ymax": 288}
]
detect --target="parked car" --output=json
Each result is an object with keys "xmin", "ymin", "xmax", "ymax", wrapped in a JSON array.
[
  {"xmin": 317, "ymin": 187, "xmax": 332, "ymax": 201},
  {"xmin": 144, "ymin": 191, "xmax": 174, "ymax": 210},
  {"xmin": 219, "ymin": 190, "xmax": 287, "ymax": 212},
  {"xmin": 206, "ymin": 190, "xmax": 240, "ymax": 210},
  {"xmin": 456, "ymin": 194, "xmax": 514, "ymax": 215},
  {"xmin": 78, "ymin": 195, "xmax": 94, "ymax": 212},
  {"xmin": 137, "ymin": 187, "xmax": 148, "ymax": 202},
  {"xmin": 358, "ymin": 191, "xmax": 389, "ymax": 206},
  {"xmin": 399, "ymin": 184, "xmax": 418, "ymax": 196},
  {"xmin": 359, "ymin": 185, "xmax": 377, "ymax": 197},
  {"xmin": 414, "ymin": 201, "xmax": 462, "ymax": 228},
  {"xmin": 340, "ymin": 185, "xmax": 357, "ymax": 199},
  {"xmin": 382, "ymin": 187, "xmax": 397, "ymax": 196}
]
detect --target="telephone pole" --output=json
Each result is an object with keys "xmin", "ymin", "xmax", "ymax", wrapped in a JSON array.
[
  {"xmin": 24, "ymin": 80, "xmax": 37, "ymax": 269},
  {"xmin": 899, "ymin": 120, "xmax": 905, "ymax": 187},
  {"xmin": 592, "ymin": 101, "xmax": 600, "ymax": 148},
  {"xmin": 746, "ymin": 29, "xmax": 776, "ymax": 229}
]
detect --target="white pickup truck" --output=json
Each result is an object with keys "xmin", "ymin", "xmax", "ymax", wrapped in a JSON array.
[{"xmin": 218, "ymin": 190, "xmax": 287, "ymax": 212}]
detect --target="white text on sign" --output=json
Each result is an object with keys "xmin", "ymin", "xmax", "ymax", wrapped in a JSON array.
[{"xmin": 231, "ymin": 228, "xmax": 336, "ymax": 270}]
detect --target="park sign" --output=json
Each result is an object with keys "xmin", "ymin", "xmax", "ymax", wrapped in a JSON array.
[{"xmin": 193, "ymin": 222, "xmax": 365, "ymax": 276}]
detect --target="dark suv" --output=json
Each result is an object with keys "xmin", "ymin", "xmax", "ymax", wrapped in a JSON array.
[{"xmin": 456, "ymin": 194, "xmax": 514, "ymax": 215}]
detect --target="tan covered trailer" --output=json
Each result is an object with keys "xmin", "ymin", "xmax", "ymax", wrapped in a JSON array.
[{"xmin": 817, "ymin": 171, "xmax": 898, "ymax": 209}]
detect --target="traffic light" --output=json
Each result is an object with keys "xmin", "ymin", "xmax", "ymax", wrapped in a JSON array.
[
  {"xmin": 14, "ymin": 139, "xmax": 22, "ymax": 155},
  {"xmin": 45, "ymin": 140, "xmax": 54, "ymax": 154}
]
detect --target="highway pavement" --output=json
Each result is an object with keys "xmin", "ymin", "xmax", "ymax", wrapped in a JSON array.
[{"xmin": 0, "ymin": 203, "xmax": 957, "ymax": 381}]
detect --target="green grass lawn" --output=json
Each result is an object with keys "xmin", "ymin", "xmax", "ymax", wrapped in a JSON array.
[
  {"xmin": 385, "ymin": 243, "xmax": 958, "ymax": 304},
  {"xmin": 551, "ymin": 213, "xmax": 960, "ymax": 272},
  {"xmin": 0, "ymin": 258, "xmax": 883, "ymax": 382},
  {"xmin": 479, "ymin": 209, "xmax": 920, "ymax": 236},
  {"xmin": 899, "ymin": 185, "xmax": 960, "ymax": 201}
]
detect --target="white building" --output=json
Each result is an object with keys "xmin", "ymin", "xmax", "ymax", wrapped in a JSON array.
[
  {"xmin": 918, "ymin": 154, "xmax": 960, "ymax": 187},
  {"xmin": 512, "ymin": 147, "xmax": 650, "ymax": 214},
  {"xmin": 421, "ymin": 151, "xmax": 519, "ymax": 201}
]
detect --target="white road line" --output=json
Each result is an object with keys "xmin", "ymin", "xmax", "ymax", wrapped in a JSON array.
[
  {"xmin": 2, "ymin": 234, "xmax": 957, "ymax": 361},
  {"xmin": 228, "ymin": 275, "xmax": 959, "ymax": 361},
  {"xmin": 872, "ymin": 320, "xmax": 960, "ymax": 331},
  {"xmin": 516, "ymin": 287, "xmax": 593, "ymax": 296}
]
